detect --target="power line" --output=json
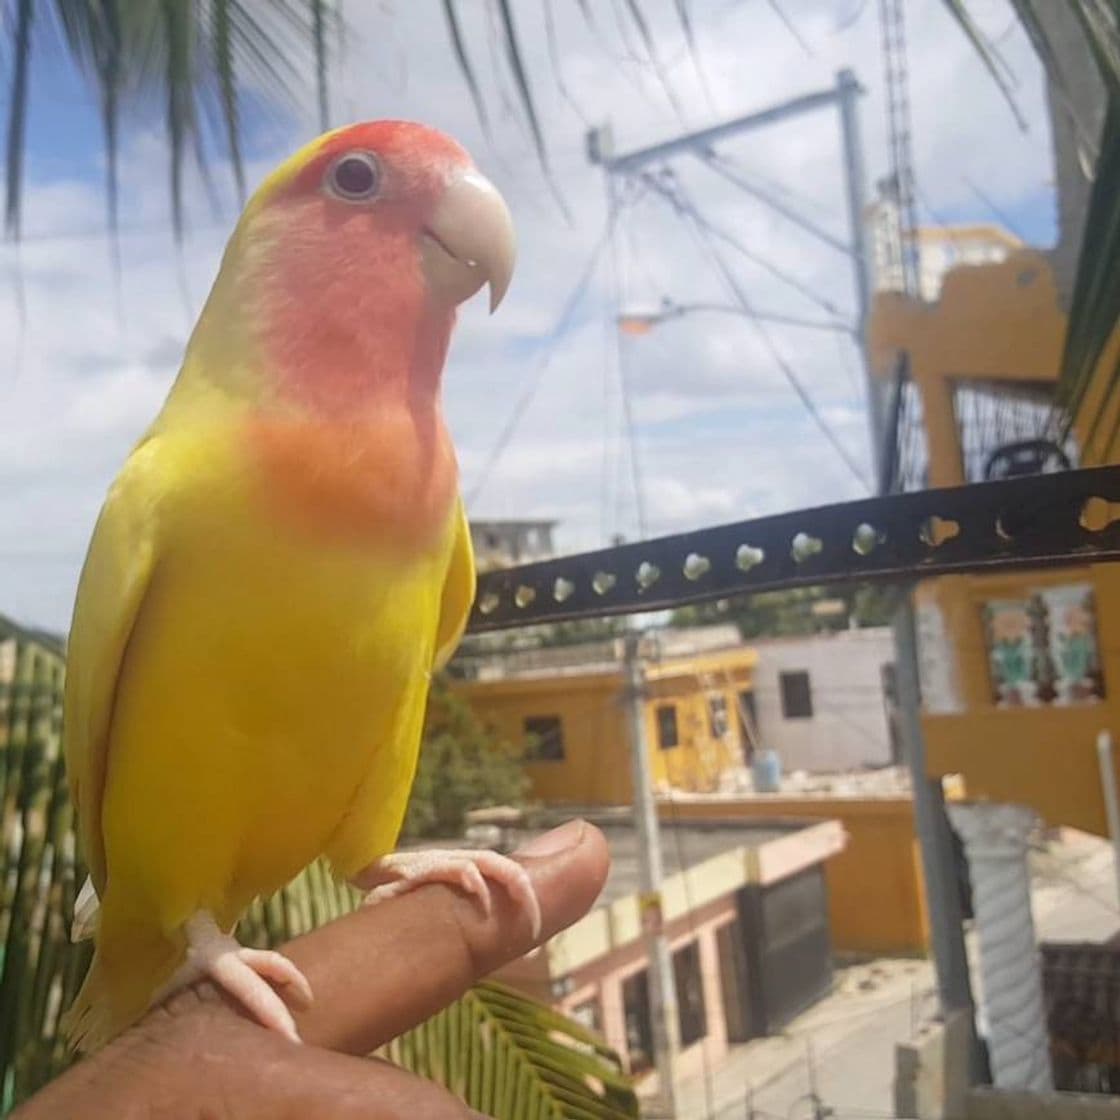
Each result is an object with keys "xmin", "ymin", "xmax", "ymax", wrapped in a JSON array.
[
  {"xmin": 700, "ymin": 151, "xmax": 852, "ymax": 258},
  {"xmin": 766, "ymin": 0, "xmax": 814, "ymax": 58},
  {"xmin": 607, "ymin": 179, "xmax": 649, "ymax": 540},
  {"xmin": 465, "ymin": 199, "xmax": 630, "ymax": 509},
  {"xmin": 648, "ymin": 180, "xmax": 850, "ymax": 320},
  {"xmin": 648, "ymin": 172, "xmax": 871, "ymax": 492}
]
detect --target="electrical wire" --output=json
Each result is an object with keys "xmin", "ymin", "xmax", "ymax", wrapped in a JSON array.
[
  {"xmin": 465, "ymin": 202, "xmax": 628, "ymax": 509},
  {"xmin": 647, "ymin": 178, "xmax": 851, "ymax": 319},
  {"xmin": 766, "ymin": 0, "xmax": 814, "ymax": 57},
  {"xmin": 607, "ymin": 178, "xmax": 649, "ymax": 541},
  {"xmin": 646, "ymin": 171, "xmax": 871, "ymax": 492},
  {"xmin": 700, "ymin": 151, "xmax": 852, "ymax": 258}
]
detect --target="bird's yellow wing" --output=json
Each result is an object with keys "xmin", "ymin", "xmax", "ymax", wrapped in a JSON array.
[
  {"xmin": 432, "ymin": 499, "xmax": 476, "ymax": 673},
  {"xmin": 64, "ymin": 440, "xmax": 162, "ymax": 896}
]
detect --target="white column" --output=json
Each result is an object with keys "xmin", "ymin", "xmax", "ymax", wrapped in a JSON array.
[{"xmin": 948, "ymin": 802, "xmax": 1053, "ymax": 1092}]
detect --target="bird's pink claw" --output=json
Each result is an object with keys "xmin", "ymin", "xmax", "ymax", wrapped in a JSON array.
[
  {"xmin": 152, "ymin": 911, "xmax": 313, "ymax": 1043},
  {"xmin": 357, "ymin": 848, "xmax": 543, "ymax": 938}
]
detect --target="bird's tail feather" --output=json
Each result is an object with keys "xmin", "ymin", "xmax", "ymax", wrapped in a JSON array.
[
  {"xmin": 62, "ymin": 919, "xmax": 180, "ymax": 1053},
  {"xmin": 70, "ymin": 876, "xmax": 99, "ymax": 942}
]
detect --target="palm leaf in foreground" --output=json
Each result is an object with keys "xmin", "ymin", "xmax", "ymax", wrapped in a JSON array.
[{"xmin": 389, "ymin": 980, "xmax": 639, "ymax": 1120}]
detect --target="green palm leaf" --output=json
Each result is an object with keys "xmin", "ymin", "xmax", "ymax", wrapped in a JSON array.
[
  {"xmin": 0, "ymin": 614, "xmax": 635, "ymax": 1114},
  {"xmin": 388, "ymin": 980, "xmax": 639, "ymax": 1120},
  {"xmin": 3, "ymin": 0, "xmax": 332, "ymax": 241}
]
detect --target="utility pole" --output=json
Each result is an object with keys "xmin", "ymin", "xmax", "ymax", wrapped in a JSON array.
[
  {"xmin": 622, "ymin": 631, "xmax": 679, "ymax": 1117},
  {"xmin": 873, "ymin": 0, "xmax": 982, "ymax": 1068},
  {"xmin": 591, "ymin": 65, "xmax": 979, "ymax": 1074}
]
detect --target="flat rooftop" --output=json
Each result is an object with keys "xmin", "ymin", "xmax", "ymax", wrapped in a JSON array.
[
  {"xmin": 537, "ymin": 819, "xmax": 792, "ymax": 907},
  {"xmin": 476, "ymin": 809, "xmax": 848, "ymax": 978}
]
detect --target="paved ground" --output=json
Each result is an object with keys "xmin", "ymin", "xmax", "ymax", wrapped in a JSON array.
[{"xmin": 670, "ymin": 829, "xmax": 1120, "ymax": 1120}]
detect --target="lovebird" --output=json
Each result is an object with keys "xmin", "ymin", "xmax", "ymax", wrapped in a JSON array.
[{"xmin": 61, "ymin": 120, "xmax": 530, "ymax": 1052}]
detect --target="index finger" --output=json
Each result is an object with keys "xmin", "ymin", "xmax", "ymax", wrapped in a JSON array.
[{"xmin": 283, "ymin": 819, "xmax": 609, "ymax": 1055}]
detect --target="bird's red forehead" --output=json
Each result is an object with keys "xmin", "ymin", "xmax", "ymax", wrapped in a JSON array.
[{"xmin": 287, "ymin": 120, "xmax": 473, "ymax": 198}]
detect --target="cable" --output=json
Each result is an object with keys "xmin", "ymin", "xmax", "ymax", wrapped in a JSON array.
[
  {"xmin": 700, "ymin": 151, "xmax": 852, "ymax": 258},
  {"xmin": 962, "ymin": 174, "xmax": 1027, "ymax": 242},
  {"xmin": 465, "ymin": 203, "xmax": 627, "ymax": 509},
  {"xmin": 766, "ymin": 0, "xmax": 814, "ymax": 57},
  {"xmin": 650, "ymin": 180, "xmax": 851, "ymax": 320},
  {"xmin": 607, "ymin": 179, "xmax": 649, "ymax": 541},
  {"xmin": 646, "ymin": 172, "xmax": 871, "ymax": 492}
]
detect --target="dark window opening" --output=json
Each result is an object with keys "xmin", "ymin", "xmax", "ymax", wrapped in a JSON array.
[
  {"xmin": 656, "ymin": 705, "xmax": 679, "ymax": 750},
  {"xmin": 569, "ymin": 997, "xmax": 602, "ymax": 1036},
  {"xmin": 621, "ymin": 970, "xmax": 653, "ymax": 1074},
  {"xmin": 779, "ymin": 671, "xmax": 813, "ymax": 719},
  {"xmin": 737, "ymin": 690, "xmax": 758, "ymax": 765},
  {"xmin": 708, "ymin": 694, "xmax": 729, "ymax": 738},
  {"xmin": 673, "ymin": 941, "xmax": 708, "ymax": 1047},
  {"xmin": 524, "ymin": 715, "xmax": 565, "ymax": 761}
]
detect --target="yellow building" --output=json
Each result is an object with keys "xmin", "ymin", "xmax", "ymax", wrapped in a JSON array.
[
  {"xmin": 869, "ymin": 244, "xmax": 1120, "ymax": 836},
  {"xmin": 452, "ymin": 633, "xmax": 758, "ymax": 804}
]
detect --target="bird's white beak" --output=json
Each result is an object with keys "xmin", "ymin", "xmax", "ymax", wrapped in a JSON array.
[{"xmin": 420, "ymin": 168, "xmax": 516, "ymax": 312}]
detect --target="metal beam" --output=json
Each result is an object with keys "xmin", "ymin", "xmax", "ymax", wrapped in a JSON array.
[
  {"xmin": 590, "ymin": 85, "xmax": 841, "ymax": 176},
  {"xmin": 467, "ymin": 466, "xmax": 1120, "ymax": 633}
]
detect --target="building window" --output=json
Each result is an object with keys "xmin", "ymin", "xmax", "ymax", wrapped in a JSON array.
[
  {"xmin": 779, "ymin": 670, "xmax": 813, "ymax": 720},
  {"xmin": 524, "ymin": 715, "xmax": 565, "ymax": 761},
  {"xmin": 656, "ymin": 704, "xmax": 679, "ymax": 750},
  {"xmin": 736, "ymin": 689, "xmax": 758, "ymax": 764},
  {"xmin": 673, "ymin": 941, "xmax": 708, "ymax": 1048},
  {"xmin": 569, "ymin": 997, "xmax": 602, "ymax": 1036},
  {"xmin": 621, "ymin": 970, "xmax": 653, "ymax": 1074},
  {"xmin": 707, "ymin": 694, "xmax": 729, "ymax": 738}
]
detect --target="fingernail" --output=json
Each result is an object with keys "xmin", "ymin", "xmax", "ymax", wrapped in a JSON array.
[{"xmin": 515, "ymin": 819, "xmax": 586, "ymax": 858}]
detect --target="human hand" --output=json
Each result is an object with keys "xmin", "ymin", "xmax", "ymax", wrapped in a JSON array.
[{"xmin": 14, "ymin": 819, "xmax": 608, "ymax": 1120}]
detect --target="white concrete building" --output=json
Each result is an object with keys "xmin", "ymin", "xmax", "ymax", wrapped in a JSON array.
[
  {"xmin": 749, "ymin": 627, "xmax": 898, "ymax": 773},
  {"xmin": 866, "ymin": 185, "xmax": 1022, "ymax": 303}
]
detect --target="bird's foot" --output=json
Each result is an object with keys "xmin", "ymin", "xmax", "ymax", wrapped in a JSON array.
[
  {"xmin": 153, "ymin": 912, "xmax": 313, "ymax": 1043},
  {"xmin": 355, "ymin": 848, "xmax": 542, "ymax": 938}
]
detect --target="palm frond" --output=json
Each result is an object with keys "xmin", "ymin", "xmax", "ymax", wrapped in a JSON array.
[
  {"xmin": 1057, "ymin": 100, "xmax": 1120, "ymax": 457},
  {"xmin": 160, "ymin": 0, "xmax": 195, "ymax": 240},
  {"xmin": 389, "ymin": 980, "xmax": 640, "ymax": 1120},
  {"xmin": 941, "ymin": 0, "xmax": 1029, "ymax": 129},
  {"xmin": 442, "ymin": 1, "xmax": 491, "ymax": 137},
  {"xmin": 310, "ymin": 0, "xmax": 329, "ymax": 131},
  {"xmin": 210, "ymin": 0, "xmax": 244, "ymax": 200},
  {"xmin": 4, "ymin": 0, "xmax": 35, "ymax": 238},
  {"xmin": 493, "ymin": 0, "xmax": 547, "ymax": 171},
  {"xmin": 51, "ymin": 0, "xmax": 124, "ymax": 253},
  {"xmin": 3, "ymin": 0, "xmax": 331, "ymax": 246}
]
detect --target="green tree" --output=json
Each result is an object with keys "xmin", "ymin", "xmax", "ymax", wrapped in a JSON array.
[
  {"xmin": 401, "ymin": 677, "xmax": 528, "ymax": 841},
  {"xmin": 672, "ymin": 582, "xmax": 899, "ymax": 639}
]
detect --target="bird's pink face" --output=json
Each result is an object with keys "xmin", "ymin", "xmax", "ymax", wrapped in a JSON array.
[{"xmin": 241, "ymin": 121, "xmax": 515, "ymax": 411}]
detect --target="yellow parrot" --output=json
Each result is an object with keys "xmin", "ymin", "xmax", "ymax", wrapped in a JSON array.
[{"xmin": 61, "ymin": 120, "xmax": 532, "ymax": 1052}]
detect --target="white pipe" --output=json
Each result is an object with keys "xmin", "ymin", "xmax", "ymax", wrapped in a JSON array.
[
  {"xmin": 1095, "ymin": 730, "xmax": 1120, "ymax": 908},
  {"xmin": 948, "ymin": 802, "xmax": 1053, "ymax": 1092}
]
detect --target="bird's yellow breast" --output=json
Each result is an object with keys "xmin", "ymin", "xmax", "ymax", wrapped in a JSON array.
[{"xmin": 99, "ymin": 421, "xmax": 455, "ymax": 929}]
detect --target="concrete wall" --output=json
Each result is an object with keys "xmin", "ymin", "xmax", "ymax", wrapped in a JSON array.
[
  {"xmin": 749, "ymin": 629, "xmax": 896, "ymax": 773},
  {"xmin": 657, "ymin": 798, "xmax": 929, "ymax": 956},
  {"xmin": 869, "ymin": 243, "xmax": 1120, "ymax": 838}
]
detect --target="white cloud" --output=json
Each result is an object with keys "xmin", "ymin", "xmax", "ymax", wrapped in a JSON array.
[{"xmin": 0, "ymin": 0, "xmax": 1054, "ymax": 628}]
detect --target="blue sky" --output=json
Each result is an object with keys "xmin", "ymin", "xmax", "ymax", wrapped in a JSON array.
[{"xmin": 0, "ymin": 0, "xmax": 1062, "ymax": 629}]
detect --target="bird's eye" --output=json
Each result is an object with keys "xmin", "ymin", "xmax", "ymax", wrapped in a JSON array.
[{"xmin": 327, "ymin": 152, "xmax": 381, "ymax": 201}]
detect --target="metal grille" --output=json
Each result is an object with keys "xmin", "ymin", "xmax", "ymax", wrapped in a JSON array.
[
  {"xmin": 1043, "ymin": 942, "xmax": 1120, "ymax": 1094},
  {"xmin": 895, "ymin": 377, "xmax": 930, "ymax": 492},
  {"xmin": 468, "ymin": 466, "xmax": 1120, "ymax": 633},
  {"xmin": 954, "ymin": 380, "xmax": 1078, "ymax": 484}
]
